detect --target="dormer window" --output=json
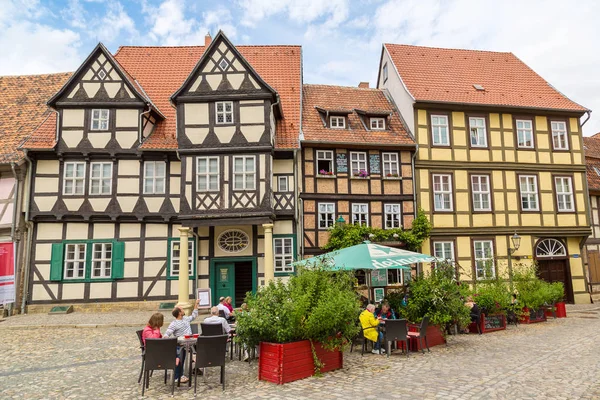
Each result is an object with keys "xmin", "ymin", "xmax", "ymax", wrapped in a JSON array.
[
  {"xmin": 370, "ymin": 118, "xmax": 385, "ymax": 130},
  {"xmin": 330, "ymin": 116, "xmax": 345, "ymax": 129}
]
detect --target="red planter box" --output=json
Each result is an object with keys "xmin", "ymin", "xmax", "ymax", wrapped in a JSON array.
[
  {"xmin": 556, "ymin": 302, "xmax": 567, "ymax": 318},
  {"xmin": 520, "ymin": 308, "xmax": 547, "ymax": 324},
  {"xmin": 258, "ymin": 340, "xmax": 343, "ymax": 384},
  {"xmin": 468, "ymin": 313, "xmax": 507, "ymax": 334},
  {"xmin": 408, "ymin": 324, "xmax": 445, "ymax": 351}
]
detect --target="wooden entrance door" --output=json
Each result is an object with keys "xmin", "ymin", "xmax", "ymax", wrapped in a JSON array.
[
  {"xmin": 537, "ymin": 259, "xmax": 574, "ymax": 303},
  {"xmin": 215, "ymin": 263, "xmax": 235, "ymax": 304}
]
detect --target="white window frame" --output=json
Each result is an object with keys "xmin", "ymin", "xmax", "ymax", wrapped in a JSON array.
[
  {"xmin": 232, "ymin": 156, "xmax": 256, "ymax": 191},
  {"xmin": 474, "ymin": 240, "xmax": 495, "ymax": 280},
  {"xmin": 594, "ymin": 166, "xmax": 600, "ymax": 177},
  {"xmin": 63, "ymin": 162, "xmax": 86, "ymax": 196},
  {"xmin": 551, "ymin": 121, "xmax": 569, "ymax": 150},
  {"xmin": 197, "ymin": 156, "xmax": 219, "ymax": 192},
  {"xmin": 64, "ymin": 243, "xmax": 87, "ymax": 280},
  {"xmin": 350, "ymin": 152, "xmax": 368, "ymax": 175},
  {"xmin": 170, "ymin": 240, "xmax": 194, "ymax": 277},
  {"xmin": 516, "ymin": 119, "xmax": 534, "ymax": 149},
  {"xmin": 382, "ymin": 152, "xmax": 399, "ymax": 177},
  {"xmin": 278, "ymin": 176, "xmax": 288, "ymax": 192},
  {"xmin": 352, "ymin": 203, "xmax": 369, "ymax": 226},
  {"xmin": 433, "ymin": 241, "xmax": 455, "ymax": 264},
  {"xmin": 370, "ymin": 118, "xmax": 385, "ymax": 130},
  {"xmin": 318, "ymin": 203, "xmax": 335, "ymax": 229},
  {"xmin": 143, "ymin": 161, "xmax": 166, "ymax": 194},
  {"xmin": 432, "ymin": 174, "xmax": 453, "ymax": 211},
  {"xmin": 384, "ymin": 204, "xmax": 402, "ymax": 229},
  {"xmin": 469, "ymin": 117, "xmax": 487, "ymax": 147},
  {"xmin": 91, "ymin": 109, "xmax": 110, "ymax": 131},
  {"xmin": 471, "ymin": 174, "xmax": 491, "ymax": 212},
  {"xmin": 555, "ymin": 176, "xmax": 574, "ymax": 212},
  {"xmin": 330, "ymin": 116, "xmax": 346, "ymax": 129},
  {"xmin": 89, "ymin": 162, "xmax": 112, "ymax": 195},
  {"xmin": 91, "ymin": 242, "xmax": 112, "ymax": 279},
  {"xmin": 519, "ymin": 175, "xmax": 539, "ymax": 211},
  {"xmin": 216, "ymin": 101, "xmax": 234, "ymax": 124},
  {"xmin": 274, "ymin": 237, "xmax": 294, "ymax": 273},
  {"xmin": 316, "ymin": 150, "xmax": 334, "ymax": 175},
  {"xmin": 431, "ymin": 114, "xmax": 449, "ymax": 146}
]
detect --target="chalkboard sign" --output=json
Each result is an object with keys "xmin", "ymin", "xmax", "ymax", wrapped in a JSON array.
[
  {"xmin": 371, "ymin": 269, "xmax": 387, "ymax": 287},
  {"xmin": 369, "ymin": 154, "xmax": 380, "ymax": 174},
  {"xmin": 529, "ymin": 308, "xmax": 546, "ymax": 322},
  {"xmin": 336, "ymin": 153, "xmax": 347, "ymax": 173},
  {"xmin": 484, "ymin": 314, "xmax": 504, "ymax": 330}
]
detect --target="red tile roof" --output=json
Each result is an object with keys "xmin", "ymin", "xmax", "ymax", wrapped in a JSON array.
[
  {"xmin": 384, "ymin": 44, "xmax": 587, "ymax": 113},
  {"xmin": 1, "ymin": 73, "xmax": 71, "ymax": 162},
  {"xmin": 302, "ymin": 84, "xmax": 414, "ymax": 146},
  {"xmin": 583, "ymin": 136, "xmax": 600, "ymax": 191}
]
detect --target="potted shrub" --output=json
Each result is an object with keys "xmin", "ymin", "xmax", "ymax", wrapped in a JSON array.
[
  {"xmin": 542, "ymin": 281, "xmax": 566, "ymax": 318},
  {"xmin": 236, "ymin": 266, "xmax": 360, "ymax": 384},
  {"xmin": 471, "ymin": 277, "xmax": 511, "ymax": 333},
  {"xmin": 514, "ymin": 266, "xmax": 547, "ymax": 324}
]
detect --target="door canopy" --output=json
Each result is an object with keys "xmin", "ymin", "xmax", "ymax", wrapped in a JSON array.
[{"xmin": 535, "ymin": 239, "xmax": 567, "ymax": 259}]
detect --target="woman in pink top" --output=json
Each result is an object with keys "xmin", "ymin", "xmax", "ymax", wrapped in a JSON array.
[
  {"xmin": 142, "ymin": 313, "xmax": 164, "ymax": 345},
  {"xmin": 225, "ymin": 296, "xmax": 234, "ymax": 313}
]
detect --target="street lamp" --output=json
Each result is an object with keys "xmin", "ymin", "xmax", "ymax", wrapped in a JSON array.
[
  {"xmin": 336, "ymin": 216, "xmax": 346, "ymax": 227},
  {"xmin": 508, "ymin": 232, "xmax": 521, "ymax": 289},
  {"xmin": 510, "ymin": 232, "xmax": 521, "ymax": 254}
]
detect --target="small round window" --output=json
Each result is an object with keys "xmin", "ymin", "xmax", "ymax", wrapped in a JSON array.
[{"xmin": 218, "ymin": 229, "xmax": 249, "ymax": 253}]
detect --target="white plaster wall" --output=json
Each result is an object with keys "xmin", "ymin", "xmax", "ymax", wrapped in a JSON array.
[{"xmin": 378, "ymin": 47, "xmax": 415, "ymax": 135}]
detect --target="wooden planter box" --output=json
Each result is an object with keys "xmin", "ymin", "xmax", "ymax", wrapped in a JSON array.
[
  {"xmin": 408, "ymin": 324, "xmax": 445, "ymax": 351},
  {"xmin": 258, "ymin": 340, "xmax": 343, "ymax": 384},
  {"xmin": 468, "ymin": 313, "xmax": 507, "ymax": 333},
  {"xmin": 520, "ymin": 308, "xmax": 547, "ymax": 324}
]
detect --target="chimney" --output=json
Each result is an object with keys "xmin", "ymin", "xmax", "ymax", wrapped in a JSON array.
[
  {"xmin": 358, "ymin": 82, "xmax": 369, "ymax": 88},
  {"xmin": 205, "ymin": 33, "xmax": 212, "ymax": 47}
]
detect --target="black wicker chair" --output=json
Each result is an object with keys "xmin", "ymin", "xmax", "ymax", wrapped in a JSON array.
[
  {"xmin": 383, "ymin": 319, "xmax": 410, "ymax": 358},
  {"xmin": 135, "ymin": 330, "xmax": 145, "ymax": 384},
  {"xmin": 200, "ymin": 322, "xmax": 224, "ymax": 336},
  {"xmin": 142, "ymin": 338, "xmax": 177, "ymax": 397},
  {"xmin": 194, "ymin": 334, "xmax": 228, "ymax": 393},
  {"xmin": 408, "ymin": 315, "xmax": 432, "ymax": 353}
]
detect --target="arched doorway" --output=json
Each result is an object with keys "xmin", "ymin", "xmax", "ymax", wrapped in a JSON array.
[{"xmin": 534, "ymin": 238, "xmax": 574, "ymax": 303}]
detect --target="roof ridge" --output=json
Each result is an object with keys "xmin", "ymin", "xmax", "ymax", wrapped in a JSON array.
[
  {"xmin": 117, "ymin": 44, "xmax": 301, "ymax": 50},
  {"xmin": 384, "ymin": 43, "xmax": 512, "ymax": 55},
  {"xmin": 0, "ymin": 72, "xmax": 73, "ymax": 78},
  {"xmin": 304, "ymin": 83, "xmax": 382, "ymax": 91}
]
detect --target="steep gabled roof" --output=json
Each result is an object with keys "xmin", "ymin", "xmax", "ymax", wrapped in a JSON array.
[
  {"xmin": 383, "ymin": 44, "xmax": 588, "ymax": 113},
  {"xmin": 302, "ymin": 84, "xmax": 414, "ymax": 146},
  {"xmin": 583, "ymin": 136, "xmax": 600, "ymax": 192}
]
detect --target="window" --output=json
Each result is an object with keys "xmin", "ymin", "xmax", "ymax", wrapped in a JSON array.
[
  {"xmin": 519, "ymin": 175, "xmax": 539, "ymax": 211},
  {"xmin": 551, "ymin": 121, "xmax": 568, "ymax": 150},
  {"xmin": 469, "ymin": 117, "xmax": 487, "ymax": 147},
  {"xmin": 432, "ymin": 174, "xmax": 453, "ymax": 211},
  {"xmin": 318, "ymin": 203, "xmax": 335, "ymax": 229},
  {"xmin": 216, "ymin": 101, "xmax": 234, "ymax": 124},
  {"xmin": 431, "ymin": 115, "xmax": 449, "ymax": 146},
  {"xmin": 278, "ymin": 176, "xmax": 288, "ymax": 192},
  {"xmin": 89, "ymin": 162, "xmax": 112, "ymax": 195},
  {"xmin": 170, "ymin": 240, "xmax": 194, "ymax": 277},
  {"xmin": 382, "ymin": 63, "xmax": 388, "ymax": 83},
  {"xmin": 595, "ymin": 167, "xmax": 600, "ymax": 177},
  {"xmin": 92, "ymin": 243, "xmax": 112, "ymax": 278},
  {"xmin": 352, "ymin": 203, "xmax": 369, "ymax": 226},
  {"xmin": 382, "ymin": 152, "xmax": 399, "ymax": 177},
  {"xmin": 63, "ymin": 162, "xmax": 86, "ymax": 195},
  {"xmin": 433, "ymin": 241, "xmax": 455, "ymax": 264},
  {"xmin": 64, "ymin": 243, "xmax": 86, "ymax": 279},
  {"xmin": 471, "ymin": 175, "xmax": 491, "ymax": 211},
  {"xmin": 555, "ymin": 176, "xmax": 574, "ymax": 212},
  {"xmin": 218, "ymin": 59, "xmax": 229, "ymax": 71},
  {"xmin": 316, "ymin": 150, "xmax": 334, "ymax": 175},
  {"xmin": 91, "ymin": 109, "xmax": 109, "ymax": 130},
  {"xmin": 330, "ymin": 116, "xmax": 345, "ymax": 129},
  {"xmin": 197, "ymin": 156, "xmax": 219, "ymax": 192},
  {"xmin": 233, "ymin": 156, "xmax": 255, "ymax": 190},
  {"xmin": 370, "ymin": 118, "xmax": 385, "ymax": 130},
  {"xmin": 143, "ymin": 161, "xmax": 166, "ymax": 194},
  {"xmin": 350, "ymin": 152, "xmax": 367, "ymax": 175},
  {"xmin": 474, "ymin": 240, "xmax": 495, "ymax": 279},
  {"xmin": 384, "ymin": 204, "xmax": 401, "ymax": 229},
  {"xmin": 516, "ymin": 119, "xmax": 534, "ymax": 148},
  {"xmin": 274, "ymin": 237, "xmax": 294, "ymax": 273},
  {"xmin": 98, "ymin": 70, "xmax": 107, "ymax": 80}
]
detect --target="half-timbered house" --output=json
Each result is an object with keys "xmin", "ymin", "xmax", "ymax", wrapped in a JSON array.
[{"xmin": 583, "ymin": 135, "xmax": 600, "ymax": 296}]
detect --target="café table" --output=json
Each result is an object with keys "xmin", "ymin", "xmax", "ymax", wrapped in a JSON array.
[{"xmin": 177, "ymin": 335, "xmax": 198, "ymax": 388}]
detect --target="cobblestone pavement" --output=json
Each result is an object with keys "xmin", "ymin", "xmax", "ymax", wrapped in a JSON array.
[{"xmin": 1, "ymin": 306, "xmax": 599, "ymax": 399}]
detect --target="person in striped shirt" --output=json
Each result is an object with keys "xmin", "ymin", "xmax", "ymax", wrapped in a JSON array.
[{"xmin": 163, "ymin": 299, "xmax": 200, "ymax": 383}]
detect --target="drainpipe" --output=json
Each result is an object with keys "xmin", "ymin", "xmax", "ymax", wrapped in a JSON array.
[
  {"xmin": 21, "ymin": 151, "xmax": 34, "ymax": 315},
  {"xmin": 411, "ymin": 144, "xmax": 419, "ymax": 221},
  {"xmin": 9, "ymin": 163, "xmax": 18, "ymax": 241},
  {"xmin": 581, "ymin": 110, "xmax": 592, "ymax": 127}
]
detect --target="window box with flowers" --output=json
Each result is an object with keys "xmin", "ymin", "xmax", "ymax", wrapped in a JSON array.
[
  {"xmin": 317, "ymin": 170, "xmax": 336, "ymax": 178},
  {"xmin": 384, "ymin": 173, "xmax": 401, "ymax": 180},
  {"xmin": 352, "ymin": 170, "xmax": 370, "ymax": 179}
]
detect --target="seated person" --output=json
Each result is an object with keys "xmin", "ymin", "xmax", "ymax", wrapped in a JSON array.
[
  {"xmin": 374, "ymin": 302, "xmax": 396, "ymax": 320},
  {"xmin": 224, "ymin": 296, "xmax": 235, "ymax": 313},
  {"xmin": 203, "ymin": 306, "xmax": 231, "ymax": 335},
  {"xmin": 465, "ymin": 296, "xmax": 482, "ymax": 334},
  {"xmin": 217, "ymin": 297, "xmax": 232, "ymax": 320},
  {"xmin": 359, "ymin": 304, "xmax": 385, "ymax": 354},
  {"xmin": 142, "ymin": 313, "xmax": 164, "ymax": 345},
  {"xmin": 163, "ymin": 299, "xmax": 200, "ymax": 383}
]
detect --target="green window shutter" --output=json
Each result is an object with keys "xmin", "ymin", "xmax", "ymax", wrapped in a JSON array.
[
  {"xmin": 50, "ymin": 243, "xmax": 64, "ymax": 281},
  {"xmin": 112, "ymin": 241, "xmax": 125, "ymax": 279}
]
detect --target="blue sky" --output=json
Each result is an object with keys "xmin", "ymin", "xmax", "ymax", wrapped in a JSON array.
[{"xmin": 2, "ymin": 0, "xmax": 600, "ymax": 134}]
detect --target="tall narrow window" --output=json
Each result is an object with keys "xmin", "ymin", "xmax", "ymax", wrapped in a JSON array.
[
  {"xmin": 516, "ymin": 119, "xmax": 534, "ymax": 148},
  {"xmin": 384, "ymin": 204, "xmax": 401, "ymax": 229},
  {"xmin": 318, "ymin": 203, "xmax": 335, "ymax": 229},
  {"xmin": 350, "ymin": 152, "xmax": 367, "ymax": 175},
  {"xmin": 233, "ymin": 156, "xmax": 255, "ymax": 190},
  {"xmin": 92, "ymin": 243, "xmax": 112, "ymax": 278},
  {"xmin": 382, "ymin": 152, "xmax": 399, "ymax": 177},
  {"xmin": 64, "ymin": 243, "xmax": 86, "ymax": 279},
  {"xmin": 143, "ymin": 161, "xmax": 166, "ymax": 194},
  {"xmin": 91, "ymin": 109, "xmax": 109, "ymax": 130},
  {"xmin": 474, "ymin": 240, "xmax": 495, "ymax": 279},
  {"xmin": 471, "ymin": 175, "xmax": 491, "ymax": 211},
  {"xmin": 63, "ymin": 162, "xmax": 86, "ymax": 195},
  {"xmin": 197, "ymin": 156, "xmax": 219, "ymax": 192},
  {"xmin": 551, "ymin": 121, "xmax": 568, "ymax": 150},
  {"xmin": 352, "ymin": 203, "xmax": 369, "ymax": 226},
  {"xmin": 278, "ymin": 176, "xmax": 288, "ymax": 192},
  {"xmin": 330, "ymin": 116, "xmax": 345, "ymax": 128},
  {"xmin": 519, "ymin": 175, "xmax": 539, "ymax": 211},
  {"xmin": 370, "ymin": 118, "xmax": 385, "ymax": 130},
  {"xmin": 170, "ymin": 240, "xmax": 194, "ymax": 277},
  {"xmin": 90, "ymin": 162, "xmax": 112, "ymax": 195},
  {"xmin": 432, "ymin": 174, "xmax": 453, "ymax": 211},
  {"xmin": 555, "ymin": 176, "xmax": 574, "ymax": 212},
  {"xmin": 431, "ymin": 115, "xmax": 449, "ymax": 146},
  {"xmin": 469, "ymin": 117, "xmax": 487, "ymax": 147},
  {"xmin": 316, "ymin": 150, "xmax": 334, "ymax": 175},
  {"xmin": 274, "ymin": 237, "xmax": 294, "ymax": 273},
  {"xmin": 216, "ymin": 101, "xmax": 234, "ymax": 124},
  {"xmin": 433, "ymin": 241, "xmax": 455, "ymax": 264},
  {"xmin": 382, "ymin": 63, "xmax": 388, "ymax": 83}
]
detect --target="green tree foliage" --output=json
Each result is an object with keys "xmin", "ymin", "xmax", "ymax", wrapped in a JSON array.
[{"xmin": 323, "ymin": 209, "xmax": 432, "ymax": 252}]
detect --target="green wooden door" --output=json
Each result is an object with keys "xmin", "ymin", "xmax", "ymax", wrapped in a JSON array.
[{"xmin": 215, "ymin": 263, "xmax": 235, "ymax": 304}]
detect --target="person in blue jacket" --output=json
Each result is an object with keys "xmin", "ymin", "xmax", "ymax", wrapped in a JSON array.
[{"xmin": 374, "ymin": 302, "xmax": 396, "ymax": 320}]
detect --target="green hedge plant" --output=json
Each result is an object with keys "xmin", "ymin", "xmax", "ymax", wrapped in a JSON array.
[{"xmin": 473, "ymin": 275, "xmax": 512, "ymax": 315}]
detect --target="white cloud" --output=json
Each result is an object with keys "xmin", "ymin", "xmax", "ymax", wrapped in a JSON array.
[{"xmin": 238, "ymin": 0, "xmax": 350, "ymax": 28}]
